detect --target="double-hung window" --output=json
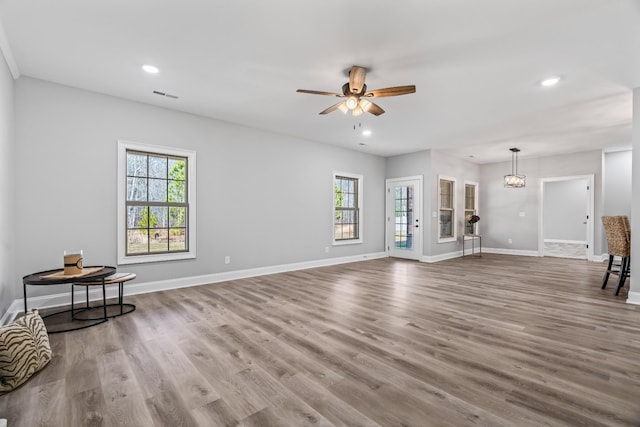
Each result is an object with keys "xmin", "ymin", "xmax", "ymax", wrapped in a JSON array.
[
  {"xmin": 333, "ymin": 172, "xmax": 363, "ymax": 244},
  {"xmin": 464, "ymin": 182, "xmax": 479, "ymax": 235},
  {"xmin": 438, "ymin": 176, "xmax": 456, "ymax": 242},
  {"xmin": 118, "ymin": 141, "xmax": 196, "ymax": 264}
]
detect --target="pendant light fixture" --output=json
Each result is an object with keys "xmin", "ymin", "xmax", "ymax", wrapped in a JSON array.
[{"xmin": 504, "ymin": 148, "xmax": 526, "ymax": 188}]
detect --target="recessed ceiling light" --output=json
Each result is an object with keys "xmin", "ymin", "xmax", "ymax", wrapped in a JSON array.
[
  {"xmin": 541, "ymin": 76, "xmax": 560, "ymax": 87},
  {"xmin": 142, "ymin": 64, "xmax": 159, "ymax": 74},
  {"xmin": 362, "ymin": 130, "xmax": 372, "ymax": 136}
]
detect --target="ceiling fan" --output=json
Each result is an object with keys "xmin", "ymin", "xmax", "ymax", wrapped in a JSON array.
[{"xmin": 296, "ymin": 65, "xmax": 416, "ymax": 116}]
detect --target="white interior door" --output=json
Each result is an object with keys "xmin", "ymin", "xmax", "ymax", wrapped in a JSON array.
[{"xmin": 386, "ymin": 177, "xmax": 422, "ymax": 260}]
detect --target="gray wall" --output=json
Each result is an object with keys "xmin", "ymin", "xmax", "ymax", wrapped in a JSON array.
[
  {"xmin": 543, "ymin": 179, "xmax": 588, "ymax": 242},
  {"xmin": 385, "ymin": 149, "xmax": 481, "ymax": 258},
  {"xmin": 430, "ymin": 151, "xmax": 481, "ymax": 256},
  {"xmin": 480, "ymin": 150, "xmax": 603, "ymax": 254},
  {"xmin": 0, "ymin": 51, "xmax": 15, "ymax": 317},
  {"xmin": 603, "ymin": 150, "xmax": 632, "ymax": 217},
  {"xmin": 386, "ymin": 149, "xmax": 432, "ymax": 257},
  {"xmin": 14, "ymin": 77, "xmax": 386, "ymax": 299}
]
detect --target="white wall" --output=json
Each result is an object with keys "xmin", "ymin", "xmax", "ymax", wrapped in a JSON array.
[
  {"xmin": 480, "ymin": 150, "xmax": 603, "ymax": 254},
  {"xmin": 543, "ymin": 179, "xmax": 588, "ymax": 242},
  {"xmin": 14, "ymin": 77, "xmax": 386, "ymax": 299},
  {"xmin": 0, "ymin": 50, "xmax": 15, "ymax": 318}
]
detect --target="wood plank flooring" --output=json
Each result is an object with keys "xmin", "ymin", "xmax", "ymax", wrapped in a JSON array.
[{"xmin": 2, "ymin": 254, "xmax": 640, "ymax": 426}]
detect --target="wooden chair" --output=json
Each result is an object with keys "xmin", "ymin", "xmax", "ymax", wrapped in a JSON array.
[{"xmin": 601, "ymin": 216, "xmax": 630, "ymax": 295}]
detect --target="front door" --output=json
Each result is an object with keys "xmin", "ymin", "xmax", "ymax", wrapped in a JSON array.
[{"xmin": 386, "ymin": 177, "xmax": 422, "ymax": 260}]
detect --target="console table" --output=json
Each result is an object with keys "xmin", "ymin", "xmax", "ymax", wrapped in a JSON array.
[
  {"xmin": 463, "ymin": 234, "xmax": 482, "ymax": 257},
  {"xmin": 22, "ymin": 266, "xmax": 136, "ymax": 333}
]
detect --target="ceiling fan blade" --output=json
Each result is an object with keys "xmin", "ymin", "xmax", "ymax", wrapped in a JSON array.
[
  {"xmin": 363, "ymin": 85, "xmax": 416, "ymax": 98},
  {"xmin": 297, "ymin": 89, "xmax": 344, "ymax": 97},
  {"xmin": 365, "ymin": 101, "xmax": 385, "ymax": 116},
  {"xmin": 349, "ymin": 66, "xmax": 367, "ymax": 94},
  {"xmin": 319, "ymin": 101, "xmax": 345, "ymax": 115}
]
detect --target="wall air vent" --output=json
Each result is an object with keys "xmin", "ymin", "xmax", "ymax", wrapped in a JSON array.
[{"xmin": 153, "ymin": 90, "xmax": 179, "ymax": 99}]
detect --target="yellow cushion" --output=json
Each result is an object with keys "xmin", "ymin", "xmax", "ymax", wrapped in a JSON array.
[{"xmin": 0, "ymin": 310, "xmax": 51, "ymax": 395}]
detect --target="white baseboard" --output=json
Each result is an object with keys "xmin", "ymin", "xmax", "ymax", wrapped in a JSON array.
[
  {"xmin": 421, "ymin": 251, "xmax": 462, "ymax": 263},
  {"xmin": 421, "ymin": 247, "xmax": 542, "ymax": 263},
  {"xmin": 626, "ymin": 292, "xmax": 640, "ymax": 305},
  {"xmin": 543, "ymin": 239, "xmax": 587, "ymax": 245},
  {"xmin": 483, "ymin": 248, "xmax": 541, "ymax": 257},
  {"xmin": 1, "ymin": 252, "xmax": 387, "ymax": 325}
]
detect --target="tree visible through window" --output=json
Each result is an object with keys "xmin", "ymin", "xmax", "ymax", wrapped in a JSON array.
[
  {"xmin": 334, "ymin": 174, "xmax": 361, "ymax": 242},
  {"xmin": 126, "ymin": 150, "xmax": 188, "ymax": 255}
]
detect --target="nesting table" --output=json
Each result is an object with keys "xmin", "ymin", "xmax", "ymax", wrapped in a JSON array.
[{"xmin": 22, "ymin": 266, "xmax": 136, "ymax": 333}]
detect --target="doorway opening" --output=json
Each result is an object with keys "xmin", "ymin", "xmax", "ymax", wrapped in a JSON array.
[{"xmin": 539, "ymin": 175, "xmax": 594, "ymax": 260}]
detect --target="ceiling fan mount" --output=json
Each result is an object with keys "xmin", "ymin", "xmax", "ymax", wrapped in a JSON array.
[{"xmin": 297, "ymin": 65, "xmax": 416, "ymax": 116}]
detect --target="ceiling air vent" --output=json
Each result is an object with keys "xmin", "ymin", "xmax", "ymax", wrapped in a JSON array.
[{"xmin": 153, "ymin": 90, "xmax": 179, "ymax": 99}]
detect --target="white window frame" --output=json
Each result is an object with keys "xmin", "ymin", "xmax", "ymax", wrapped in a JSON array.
[
  {"xmin": 438, "ymin": 175, "xmax": 456, "ymax": 243},
  {"xmin": 117, "ymin": 140, "xmax": 197, "ymax": 265},
  {"xmin": 464, "ymin": 181, "xmax": 479, "ymax": 236},
  {"xmin": 333, "ymin": 171, "xmax": 363, "ymax": 245}
]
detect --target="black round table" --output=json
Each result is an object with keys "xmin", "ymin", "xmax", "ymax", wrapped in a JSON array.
[{"xmin": 23, "ymin": 266, "xmax": 117, "ymax": 333}]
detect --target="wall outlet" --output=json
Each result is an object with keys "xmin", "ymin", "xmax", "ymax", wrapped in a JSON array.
[
  {"xmin": 508, "ymin": 238, "xmax": 513, "ymax": 244},
  {"xmin": 519, "ymin": 211, "xmax": 525, "ymax": 217},
  {"xmin": 325, "ymin": 247, "xmax": 329, "ymax": 253},
  {"xmin": 432, "ymin": 211, "xmax": 437, "ymax": 218},
  {"xmin": 224, "ymin": 256, "xmax": 230, "ymax": 265}
]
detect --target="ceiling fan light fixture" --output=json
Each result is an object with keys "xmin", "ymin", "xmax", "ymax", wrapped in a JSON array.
[
  {"xmin": 346, "ymin": 96, "xmax": 359, "ymax": 110},
  {"xmin": 359, "ymin": 99, "xmax": 372, "ymax": 112},
  {"xmin": 297, "ymin": 65, "xmax": 415, "ymax": 116}
]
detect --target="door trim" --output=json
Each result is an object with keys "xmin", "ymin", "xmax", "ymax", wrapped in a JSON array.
[
  {"xmin": 538, "ymin": 174, "xmax": 595, "ymax": 261},
  {"xmin": 386, "ymin": 175, "xmax": 423, "ymax": 260}
]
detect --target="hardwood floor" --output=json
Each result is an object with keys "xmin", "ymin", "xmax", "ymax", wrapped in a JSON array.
[{"xmin": 2, "ymin": 254, "xmax": 640, "ymax": 426}]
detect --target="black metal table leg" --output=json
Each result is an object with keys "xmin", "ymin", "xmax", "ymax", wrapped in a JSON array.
[{"xmin": 102, "ymin": 280, "xmax": 107, "ymax": 320}]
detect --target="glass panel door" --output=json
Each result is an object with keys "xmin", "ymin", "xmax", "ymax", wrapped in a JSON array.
[{"xmin": 387, "ymin": 177, "xmax": 422, "ymax": 260}]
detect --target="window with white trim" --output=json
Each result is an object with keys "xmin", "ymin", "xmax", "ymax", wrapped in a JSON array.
[
  {"xmin": 464, "ymin": 182, "xmax": 479, "ymax": 235},
  {"xmin": 438, "ymin": 176, "xmax": 456, "ymax": 242},
  {"xmin": 333, "ymin": 172, "xmax": 363, "ymax": 244},
  {"xmin": 117, "ymin": 141, "xmax": 196, "ymax": 264}
]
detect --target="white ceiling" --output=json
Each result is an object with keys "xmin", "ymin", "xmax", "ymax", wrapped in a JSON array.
[{"xmin": 1, "ymin": 0, "xmax": 639, "ymax": 163}]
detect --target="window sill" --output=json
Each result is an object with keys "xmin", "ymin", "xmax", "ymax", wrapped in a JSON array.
[
  {"xmin": 117, "ymin": 251, "xmax": 196, "ymax": 265},
  {"xmin": 333, "ymin": 239, "xmax": 362, "ymax": 246},
  {"xmin": 438, "ymin": 237, "xmax": 456, "ymax": 244}
]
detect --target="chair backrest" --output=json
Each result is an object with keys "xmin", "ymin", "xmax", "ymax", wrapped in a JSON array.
[{"xmin": 602, "ymin": 216, "xmax": 630, "ymax": 257}]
